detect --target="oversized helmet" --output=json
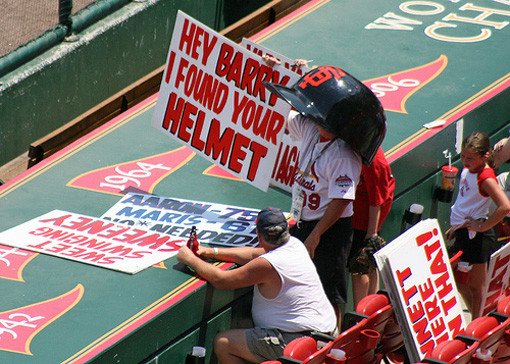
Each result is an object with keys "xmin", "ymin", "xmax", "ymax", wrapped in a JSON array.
[{"xmin": 264, "ymin": 66, "xmax": 386, "ymax": 164}]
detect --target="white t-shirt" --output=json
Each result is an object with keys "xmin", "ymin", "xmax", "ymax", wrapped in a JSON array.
[
  {"xmin": 251, "ymin": 236, "xmax": 337, "ymax": 333},
  {"xmin": 451, "ymin": 167, "xmax": 494, "ymax": 226},
  {"xmin": 287, "ymin": 111, "xmax": 361, "ymax": 220}
]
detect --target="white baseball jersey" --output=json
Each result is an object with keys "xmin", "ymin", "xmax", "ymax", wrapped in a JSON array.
[{"xmin": 287, "ymin": 111, "xmax": 361, "ymax": 221}]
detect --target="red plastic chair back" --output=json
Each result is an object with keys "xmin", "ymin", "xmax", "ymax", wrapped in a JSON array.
[
  {"xmin": 356, "ymin": 294, "xmax": 393, "ymax": 335},
  {"xmin": 358, "ymin": 292, "xmax": 405, "ymax": 361},
  {"xmin": 465, "ymin": 314, "xmax": 510, "ymax": 354},
  {"xmin": 426, "ymin": 338, "xmax": 479, "ymax": 364},
  {"xmin": 330, "ymin": 319, "xmax": 380, "ymax": 364},
  {"xmin": 280, "ymin": 336, "xmax": 334, "ymax": 364},
  {"xmin": 364, "ymin": 305, "xmax": 394, "ymax": 335},
  {"xmin": 497, "ymin": 296, "xmax": 510, "ymax": 316},
  {"xmin": 356, "ymin": 294, "xmax": 389, "ymax": 316},
  {"xmin": 491, "ymin": 296, "xmax": 510, "ymax": 362},
  {"xmin": 301, "ymin": 341, "xmax": 334, "ymax": 364},
  {"xmin": 283, "ymin": 336, "xmax": 318, "ymax": 360}
]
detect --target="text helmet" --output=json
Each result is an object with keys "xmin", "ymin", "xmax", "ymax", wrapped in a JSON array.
[{"xmin": 264, "ymin": 66, "xmax": 386, "ymax": 164}]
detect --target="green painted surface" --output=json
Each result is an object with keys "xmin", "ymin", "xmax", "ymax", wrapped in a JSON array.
[
  {"xmin": 0, "ymin": 1, "xmax": 509, "ymax": 362},
  {"xmin": 0, "ymin": 0, "xmax": 270, "ymax": 166},
  {"xmin": 257, "ymin": 0, "xmax": 510, "ymax": 238},
  {"xmin": 0, "ymin": 98, "xmax": 287, "ymax": 363}
]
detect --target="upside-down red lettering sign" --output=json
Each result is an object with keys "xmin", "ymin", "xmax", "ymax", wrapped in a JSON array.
[{"xmin": 0, "ymin": 211, "xmax": 188, "ymax": 274}]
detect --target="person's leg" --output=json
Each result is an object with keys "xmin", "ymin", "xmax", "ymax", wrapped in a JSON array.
[
  {"xmin": 349, "ymin": 229, "xmax": 368, "ymax": 310},
  {"xmin": 352, "ymin": 273, "xmax": 369, "ymax": 310},
  {"xmin": 214, "ymin": 329, "xmax": 260, "ymax": 364},
  {"xmin": 352, "ymin": 267, "xmax": 380, "ymax": 309},
  {"xmin": 319, "ymin": 218, "xmax": 352, "ymax": 331},
  {"xmin": 456, "ymin": 279, "xmax": 473, "ymax": 313},
  {"xmin": 367, "ymin": 268, "xmax": 380, "ymax": 296},
  {"xmin": 468, "ymin": 262, "xmax": 487, "ymax": 319},
  {"xmin": 451, "ymin": 229, "xmax": 474, "ymax": 314}
]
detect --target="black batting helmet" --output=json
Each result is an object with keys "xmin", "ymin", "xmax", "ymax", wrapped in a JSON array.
[{"xmin": 264, "ymin": 66, "xmax": 386, "ymax": 164}]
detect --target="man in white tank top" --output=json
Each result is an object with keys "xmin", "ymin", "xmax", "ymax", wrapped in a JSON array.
[{"xmin": 177, "ymin": 207, "xmax": 336, "ymax": 363}]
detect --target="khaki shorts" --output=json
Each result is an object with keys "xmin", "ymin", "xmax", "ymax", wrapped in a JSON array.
[{"xmin": 245, "ymin": 327, "xmax": 311, "ymax": 362}]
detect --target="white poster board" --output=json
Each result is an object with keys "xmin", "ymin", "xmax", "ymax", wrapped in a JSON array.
[
  {"xmin": 241, "ymin": 38, "xmax": 311, "ymax": 193},
  {"xmin": 0, "ymin": 210, "xmax": 187, "ymax": 274},
  {"xmin": 480, "ymin": 241, "xmax": 510, "ymax": 316},
  {"xmin": 101, "ymin": 192, "xmax": 260, "ymax": 247},
  {"xmin": 152, "ymin": 11, "xmax": 293, "ymax": 191},
  {"xmin": 374, "ymin": 219, "xmax": 466, "ymax": 362}
]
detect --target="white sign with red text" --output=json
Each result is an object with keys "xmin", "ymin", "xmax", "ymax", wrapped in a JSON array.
[
  {"xmin": 152, "ymin": 11, "xmax": 293, "ymax": 191},
  {"xmin": 480, "ymin": 242, "xmax": 510, "ymax": 316},
  {"xmin": 374, "ymin": 219, "xmax": 466, "ymax": 362},
  {"xmin": 101, "ymin": 192, "xmax": 260, "ymax": 247},
  {"xmin": 241, "ymin": 38, "xmax": 309, "ymax": 193},
  {"xmin": 0, "ymin": 210, "xmax": 186, "ymax": 274}
]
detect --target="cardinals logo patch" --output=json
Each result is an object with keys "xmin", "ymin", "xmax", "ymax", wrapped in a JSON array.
[{"xmin": 335, "ymin": 175, "xmax": 353, "ymax": 190}]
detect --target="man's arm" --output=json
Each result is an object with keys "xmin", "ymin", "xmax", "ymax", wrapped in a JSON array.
[
  {"xmin": 197, "ymin": 246, "xmax": 266, "ymax": 266},
  {"xmin": 366, "ymin": 205, "xmax": 382, "ymax": 238},
  {"xmin": 177, "ymin": 246, "xmax": 275, "ymax": 291},
  {"xmin": 305, "ymin": 198, "xmax": 349, "ymax": 257}
]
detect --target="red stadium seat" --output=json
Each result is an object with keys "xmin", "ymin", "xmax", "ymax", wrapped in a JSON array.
[
  {"xmin": 496, "ymin": 295, "xmax": 510, "ymax": 316},
  {"xmin": 264, "ymin": 319, "xmax": 379, "ymax": 364},
  {"xmin": 283, "ymin": 336, "xmax": 319, "ymax": 360},
  {"xmin": 485, "ymin": 297, "xmax": 510, "ymax": 363},
  {"xmin": 421, "ymin": 338, "xmax": 479, "ymax": 364},
  {"xmin": 299, "ymin": 341, "xmax": 334, "ymax": 364},
  {"xmin": 330, "ymin": 319, "xmax": 380, "ymax": 364},
  {"xmin": 356, "ymin": 293, "xmax": 390, "ymax": 315},
  {"xmin": 355, "ymin": 292, "xmax": 406, "ymax": 364},
  {"xmin": 464, "ymin": 313, "xmax": 510, "ymax": 357},
  {"xmin": 356, "ymin": 293, "xmax": 394, "ymax": 335},
  {"xmin": 260, "ymin": 334, "xmax": 334, "ymax": 364}
]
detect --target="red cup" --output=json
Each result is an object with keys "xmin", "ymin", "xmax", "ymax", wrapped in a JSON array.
[
  {"xmin": 441, "ymin": 165, "xmax": 459, "ymax": 191},
  {"xmin": 455, "ymin": 262, "xmax": 471, "ymax": 285}
]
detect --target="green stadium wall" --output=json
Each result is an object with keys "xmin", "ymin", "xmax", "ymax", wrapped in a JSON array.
[{"xmin": 0, "ymin": 0, "xmax": 268, "ymax": 166}]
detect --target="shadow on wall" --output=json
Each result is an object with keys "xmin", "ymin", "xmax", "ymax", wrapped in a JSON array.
[{"xmin": 223, "ymin": 0, "xmax": 270, "ymax": 25}]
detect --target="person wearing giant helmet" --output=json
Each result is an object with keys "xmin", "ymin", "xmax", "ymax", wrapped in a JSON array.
[{"xmin": 264, "ymin": 64, "xmax": 386, "ymax": 330}]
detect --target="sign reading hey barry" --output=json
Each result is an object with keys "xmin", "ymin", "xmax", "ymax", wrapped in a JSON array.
[
  {"xmin": 374, "ymin": 219, "xmax": 466, "ymax": 362},
  {"xmin": 480, "ymin": 242, "xmax": 510, "ymax": 316},
  {"xmin": 0, "ymin": 210, "xmax": 185, "ymax": 274},
  {"xmin": 152, "ymin": 11, "xmax": 292, "ymax": 191},
  {"xmin": 101, "ymin": 192, "xmax": 259, "ymax": 247},
  {"xmin": 242, "ymin": 38, "xmax": 309, "ymax": 193}
]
